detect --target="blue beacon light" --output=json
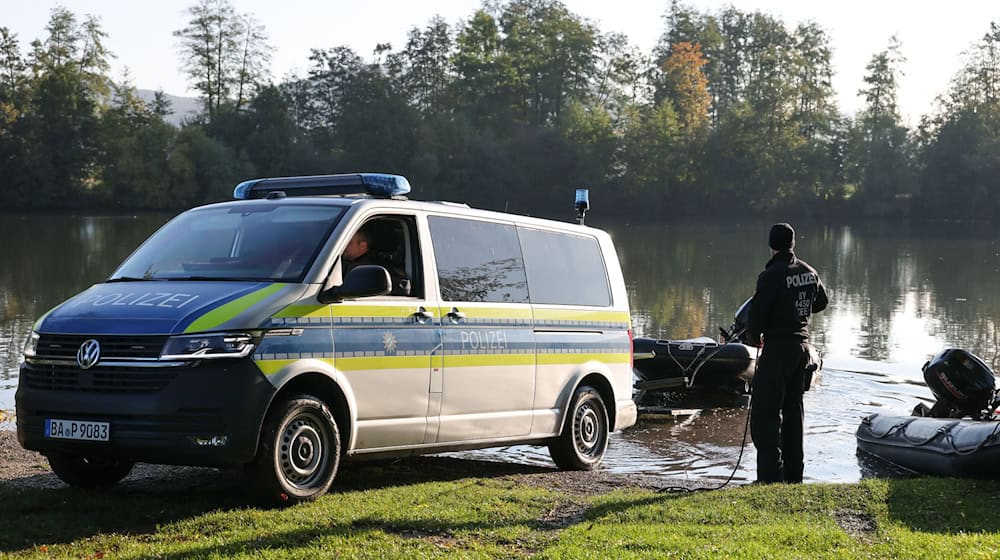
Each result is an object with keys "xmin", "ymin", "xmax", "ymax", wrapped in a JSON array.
[
  {"xmin": 359, "ymin": 173, "xmax": 411, "ymax": 198},
  {"xmin": 575, "ymin": 189, "xmax": 590, "ymax": 225}
]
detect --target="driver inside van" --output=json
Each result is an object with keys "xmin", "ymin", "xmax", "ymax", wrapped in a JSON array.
[{"xmin": 341, "ymin": 225, "xmax": 378, "ymax": 278}]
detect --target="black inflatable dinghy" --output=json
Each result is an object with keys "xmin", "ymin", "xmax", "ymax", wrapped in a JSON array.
[{"xmin": 632, "ymin": 336, "xmax": 756, "ymax": 390}]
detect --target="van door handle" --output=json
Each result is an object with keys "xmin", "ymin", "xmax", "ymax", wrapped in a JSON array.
[
  {"xmin": 447, "ymin": 307, "xmax": 466, "ymax": 323},
  {"xmin": 413, "ymin": 307, "xmax": 434, "ymax": 324}
]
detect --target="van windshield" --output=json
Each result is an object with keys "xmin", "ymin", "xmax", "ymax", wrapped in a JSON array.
[{"xmin": 110, "ymin": 204, "xmax": 345, "ymax": 282}]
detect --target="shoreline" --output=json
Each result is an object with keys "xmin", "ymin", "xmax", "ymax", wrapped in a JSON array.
[{"xmin": 0, "ymin": 430, "xmax": 719, "ymax": 494}]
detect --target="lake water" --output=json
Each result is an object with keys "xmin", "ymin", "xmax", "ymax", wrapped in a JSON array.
[{"xmin": 3, "ymin": 214, "xmax": 999, "ymax": 483}]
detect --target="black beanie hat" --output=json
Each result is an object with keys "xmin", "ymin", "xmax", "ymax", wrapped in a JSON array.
[{"xmin": 769, "ymin": 223, "xmax": 794, "ymax": 251}]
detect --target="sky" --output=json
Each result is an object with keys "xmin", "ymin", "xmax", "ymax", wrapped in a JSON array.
[{"xmin": 5, "ymin": 0, "xmax": 998, "ymax": 124}]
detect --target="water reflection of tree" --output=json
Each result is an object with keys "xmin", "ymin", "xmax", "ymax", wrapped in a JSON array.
[
  {"xmin": 607, "ymin": 221, "xmax": 758, "ymax": 339},
  {"xmin": 0, "ymin": 215, "xmax": 170, "ymax": 376},
  {"xmin": 438, "ymin": 257, "xmax": 528, "ymax": 303}
]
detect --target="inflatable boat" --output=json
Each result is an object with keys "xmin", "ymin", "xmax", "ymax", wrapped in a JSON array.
[
  {"xmin": 856, "ymin": 414, "xmax": 1000, "ymax": 478},
  {"xmin": 632, "ymin": 336, "xmax": 756, "ymax": 391},
  {"xmin": 856, "ymin": 348, "xmax": 1000, "ymax": 478},
  {"xmin": 633, "ymin": 298, "xmax": 759, "ymax": 395}
]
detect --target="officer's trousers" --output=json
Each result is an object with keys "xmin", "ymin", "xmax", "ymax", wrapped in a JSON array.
[{"xmin": 750, "ymin": 338, "xmax": 808, "ymax": 483}]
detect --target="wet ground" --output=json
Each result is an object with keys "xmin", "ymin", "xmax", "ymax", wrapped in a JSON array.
[
  {"xmin": 446, "ymin": 362, "xmax": 930, "ymax": 483},
  {"xmin": 1, "ymin": 360, "xmax": 925, "ymax": 485}
]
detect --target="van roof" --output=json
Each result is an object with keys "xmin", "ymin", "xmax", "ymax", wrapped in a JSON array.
[
  {"xmin": 222, "ymin": 172, "xmax": 600, "ymax": 235},
  {"xmin": 199, "ymin": 194, "xmax": 601, "ymax": 236}
]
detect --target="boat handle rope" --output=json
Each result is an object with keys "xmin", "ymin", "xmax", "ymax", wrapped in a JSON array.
[
  {"xmin": 863, "ymin": 417, "xmax": 960, "ymax": 445},
  {"xmin": 661, "ymin": 341, "xmax": 730, "ymax": 390},
  {"xmin": 944, "ymin": 421, "xmax": 1000, "ymax": 455},
  {"xmin": 863, "ymin": 416, "xmax": 919, "ymax": 439},
  {"xmin": 898, "ymin": 421, "xmax": 961, "ymax": 446}
]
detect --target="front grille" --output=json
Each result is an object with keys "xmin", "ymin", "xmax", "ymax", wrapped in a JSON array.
[
  {"xmin": 23, "ymin": 364, "xmax": 180, "ymax": 393},
  {"xmin": 35, "ymin": 334, "xmax": 167, "ymax": 360}
]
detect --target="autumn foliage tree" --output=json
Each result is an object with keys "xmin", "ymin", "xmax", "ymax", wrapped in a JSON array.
[{"xmin": 660, "ymin": 41, "xmax": 710, "ymax": 135}]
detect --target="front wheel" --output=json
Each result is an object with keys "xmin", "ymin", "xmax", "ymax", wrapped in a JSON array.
[
  {"xmin": 252, "ymin": 395, "xmax": 341, "ymax": 504},
  {"xmin": 47, "ymin": 454, "xmax": 134, "ymax": 488},
  {"xmin": 548, "ymin": 385, "xmax": 609, "ymax": 470}
]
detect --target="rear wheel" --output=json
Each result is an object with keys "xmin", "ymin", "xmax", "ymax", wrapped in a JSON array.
[
  {"xmin": 47, "ymin": 454, "xmax": 134, "ymax": 488},
  {"xmin": 252, "ymin": 395, "xmax": 341, "ymax": 504},
  {"xmin": 548, "ymin": 385, "xmax": 609, "ymax": 470}
]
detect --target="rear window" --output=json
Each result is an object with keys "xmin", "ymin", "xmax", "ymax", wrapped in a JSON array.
[
  {"xmin": 518, "ymin": 227, "xmax": 611, "ymax": 307},
  {"xmin": 428, "ymin": 216, "xmax": 529, "ymax": 303}
]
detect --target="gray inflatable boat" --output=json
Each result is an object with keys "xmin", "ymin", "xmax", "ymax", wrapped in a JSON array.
[{"xmin": 856, "ymin": 413, "xmax": 1000, "ymax": 478}]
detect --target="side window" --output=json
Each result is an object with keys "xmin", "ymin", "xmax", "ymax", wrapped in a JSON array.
[
  {"xmin": 344, "ymin": 215, "xmax": 423, "ymax": 298},
  {"xmin": 518, "ymin": 227, "xmax": 611, "ymax": 307},
  {"xmin": 428, "ymin": 216, "xmax": 528, "ymax": 303}
]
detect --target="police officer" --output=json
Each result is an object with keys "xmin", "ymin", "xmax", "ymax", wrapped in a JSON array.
[
  {"xmin": 747, "ymin": 223, "xmax": 828, "ymax": 484},
  {"xmin": 342, "ymin": 226, "xmax": 378, "ymax": 278}
]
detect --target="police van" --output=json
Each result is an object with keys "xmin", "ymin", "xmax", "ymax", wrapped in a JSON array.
[{"xmin": 16, "ymin": 173, "xmax": 637, "ymax": 502}]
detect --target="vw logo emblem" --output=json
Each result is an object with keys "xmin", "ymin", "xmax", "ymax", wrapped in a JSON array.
[{"xmin": 76, "ymin": 339, "xmax": 101, "ymax": 370}]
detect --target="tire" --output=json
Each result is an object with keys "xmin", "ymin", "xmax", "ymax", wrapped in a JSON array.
[
  {"xmin": 252, "ymin": 394, "xmax": 341, "ymax": 504},
  {"xmin": 548, "ymin": 385, "xmax": 609, "ymax": 470},
  {"xmin": 47, "ymin": 454, "xmax": 134, "ymax": 488}
]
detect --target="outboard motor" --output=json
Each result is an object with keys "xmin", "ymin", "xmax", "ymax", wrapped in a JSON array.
[
  {"xmin": 720, "ymin": 297, "xmax": 753, "ymax": 345},
  {"xmin": 915, "ymin": 349, "xmax": 1000, "ymax": 420}
]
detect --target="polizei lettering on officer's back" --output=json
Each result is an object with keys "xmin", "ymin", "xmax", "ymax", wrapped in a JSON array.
[{"xmin": 786, "ymin": 272, "xmax": 818, "ymax": 288}]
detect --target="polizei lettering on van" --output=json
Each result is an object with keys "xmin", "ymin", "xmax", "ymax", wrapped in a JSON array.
[
  {"xmin": 786, "ymin": 272, "xmax": 818, "ymax": 288},
  {"xmin": 71, "ymin": 292, "xmax": 200, "ymax": 309},
  {"xmin": 460, "ymin": 330, "xmax": 508, "ymax": 351}
]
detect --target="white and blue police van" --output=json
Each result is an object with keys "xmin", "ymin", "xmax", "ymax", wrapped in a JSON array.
[{"xmin": 16, "ymin": 173, "xmax": 636, "ymax": 502}]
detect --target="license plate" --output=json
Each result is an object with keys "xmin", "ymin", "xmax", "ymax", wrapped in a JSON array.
[{"xmin": 45, "ymin": 419, "xmax": 110, "ymax": 442}]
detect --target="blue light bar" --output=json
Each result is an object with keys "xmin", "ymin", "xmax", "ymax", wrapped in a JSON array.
[{"xmin": 232, "ymin": 173, "xmax": 411, "ymax": 200}]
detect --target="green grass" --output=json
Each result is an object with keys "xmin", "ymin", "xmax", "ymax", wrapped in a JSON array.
[{"xmin": 1, "ymin": 460, "xmax": 999, "ymax": 559}]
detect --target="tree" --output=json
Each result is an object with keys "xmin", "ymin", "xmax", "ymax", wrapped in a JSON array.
[
  {"xmin": 452, "ymin": 9, "xmax": 517, "ymax": 127},
  {"xmin": 97, "ymin": 81, "xmax": 179, "ymax": 208},
  {"xmin": 16, "ymin": 7, "xmax": 112, "ymax": 207},
  {"xmin": 386, "ymin": 17, "xmax": 454, "ymax": 116},
  {"xmin": 499, "ymin": 0, "xmax": 599, "ymax": 127},
  {"xmin": 919, "ymin": 21, "xmax": 1000, "ymax": 218},
  {"xmin": 660, "ymin": 41, "xmax": 710, "ymax": 135},
  {"xmin": 853, "ymin": 36, "xmax": 914, "ymax": 212},
  {"xmin": 0, "ymin": 27, "xmax": 27, "ymax": 208},
  {"xmin": 174, "ymin": 0, "xmax": 271, "ymax": 123}
]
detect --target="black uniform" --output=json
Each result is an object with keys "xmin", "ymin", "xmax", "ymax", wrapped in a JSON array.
[
  {"xmin": 343, "ymin": 251, "xmax": 379, "ymax": 279},
  {"xmin": 747, "ymin": 250, "xmax": 828, "ymax": 483}
]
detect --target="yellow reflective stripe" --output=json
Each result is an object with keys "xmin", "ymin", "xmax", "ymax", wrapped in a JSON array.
[
  {"xmin": 537, "ymin": 353, "xmax": 630, "ymax": 365},
  {"xmin": 185, "ymin": 284, "xmax": 287, "ymax": 333},
  {"xmin": 331, "ymin": 305, "xmax": 434, "ymax": 318},
  {"xmin": 274, "ymin": 304, "xmax": 329, "ymax": 319},
  {"xmin": 442, "ymin": 354, "xmax": 536, "ymax": 367},
  {"xmin": 532, "ymin": 309, "xmax": 630, "ymax": 323},
  {"xmin": 256, "ymin": 357, "xmax": 337, "ymax": 375}
]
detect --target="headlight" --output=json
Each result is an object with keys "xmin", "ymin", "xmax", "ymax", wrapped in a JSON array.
[
  {"xmin": 23, "ymin": 331, "xmax": 39, "ymax": 358},
  {"xmin": 160, "ymin": 333, "xmax": 255, "ymax": 360}
]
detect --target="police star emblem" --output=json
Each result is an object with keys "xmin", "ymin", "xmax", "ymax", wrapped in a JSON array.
[{"xmin": 382, "ymin": 331, "xmax": 397, "ymax": 355}]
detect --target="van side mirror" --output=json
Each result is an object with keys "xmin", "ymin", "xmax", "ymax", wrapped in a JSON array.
[{"xmin": 319, "ymin": 265, "xmax": 391, "ymax": 303}]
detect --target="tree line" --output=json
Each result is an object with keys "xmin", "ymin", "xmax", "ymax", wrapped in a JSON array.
[{"xmin": 1, "ymin": 0, "xmax": 998, "ymax": 219}]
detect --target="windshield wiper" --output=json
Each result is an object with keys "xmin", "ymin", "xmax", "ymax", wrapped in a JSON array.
[
  {"xmin": 106, "ymin": 276, "xmax": 159, "ymax": 283},
  {"xmin": 162, "ymin": 276, "xmax": 276, "ymax": 282}
]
